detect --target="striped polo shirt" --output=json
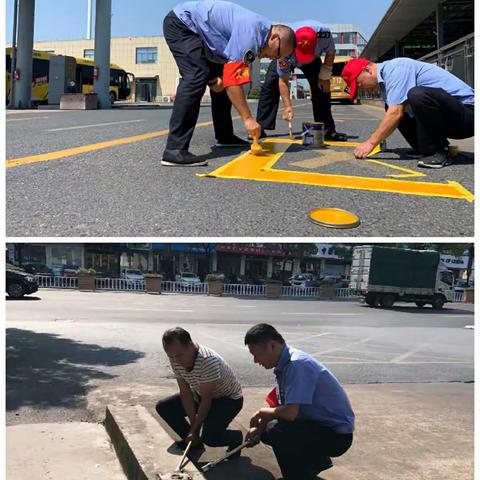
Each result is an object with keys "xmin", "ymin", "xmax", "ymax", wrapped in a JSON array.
[{"xmin": 171, "ymin": 344, "xmax": 243, "ymax": 400}]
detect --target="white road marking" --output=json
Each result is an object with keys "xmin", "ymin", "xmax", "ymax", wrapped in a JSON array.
[
  {"xmin": 7, "ymin": 116, "xmax": 50, "ymax": 122},
  {"xmin": 280, "ymin": 312, "xmax": 361, "ymax": 316},
  {"xmin": 390, "ymin": 332, "xmax": 447, "ymax": 363},
  {"xmin": 47, "ymin": 119, "xmax": 145, "ymax": 132}
]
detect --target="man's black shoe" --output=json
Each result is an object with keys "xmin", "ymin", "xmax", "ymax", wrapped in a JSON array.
[
  {"xmin": 325, "ymin": 130, "xmax": 348, "ymax": 142},
  {"xmin": 226, "ymin": 430, "xmax": 243, "ymax": 460},
  {"xmin": 417, "ymin": 150, "xmax": 454, "ymax": 169},
  {"xmin": 161, "ymin": 149, "xmax": 208, "ymax": 167},
  {"xmin": 215, "ymin": 135, "xmax": 250, "ymax": 147}
]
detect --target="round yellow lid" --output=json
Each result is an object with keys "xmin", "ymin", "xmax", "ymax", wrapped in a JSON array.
[{"xmin": 308, "ymin": 208, "xmax": 360, "ymax": 229}]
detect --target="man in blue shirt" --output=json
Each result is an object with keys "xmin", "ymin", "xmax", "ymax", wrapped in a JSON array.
[
  {"xmin": 244, "ymin": 324, "xmax": 354, "ymax": 480},
  {"xmin": 162, "ymin": 1, "xmax": 296, "ymax": 167},
  {"xmin": 342, "ymin": 57, "xmax": 474, "ymax": 169},
  {"xmin": 256, "ymin": 22, "xmax": 347, "ymax": 141}
]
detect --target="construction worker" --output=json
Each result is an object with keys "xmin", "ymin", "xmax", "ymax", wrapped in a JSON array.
[
  {"xmin": 256, "ymin": 21, "xmax": 348, "ymax": 141},
  {"xmin": 244, "ymin": 324, "xmax": 354, "ymax": 480},
  {"xmin": 156, "ymin": 327, "xmax": 244, "ymax": 457},
  {"xmin": 162, "ymin": 0, "xmax": 296, "ymax": 166},
  {"xmin": 342, "ymin": 57, "xmax": 475, "ymax": 168}
]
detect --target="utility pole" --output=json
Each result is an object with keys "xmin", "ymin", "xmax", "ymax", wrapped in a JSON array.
[
  {"xmin": 87, "ymin": 0, "xmax": 93, "ymax": 40},
  {"xmin": 8, "ymin": 0, "xmax": 19, "ymax": 109}
]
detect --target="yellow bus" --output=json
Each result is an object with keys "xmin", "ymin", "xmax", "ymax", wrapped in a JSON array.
[
  {"xmin": 330, "ymin": 55, "xmax": 353, "ymax": 104},
  {"xmin": 6, "ymin": 48, "xmax": 134, "ymax": 105}
]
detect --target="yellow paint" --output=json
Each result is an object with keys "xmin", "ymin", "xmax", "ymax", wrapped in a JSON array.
[
  {"xmin": 199, "ymin": 139, "xmax": 474, "ymax": 202},
  {"xmin": 6, "ymin": 118, "xmax": 225, "ymax": 169},
  {"xmin": 366, "ymin": 159, "xmax": 425, "ymax": 178},
  {"xmin": 308, "ymin": 208, "xmax": 360, "ymax": 228}
]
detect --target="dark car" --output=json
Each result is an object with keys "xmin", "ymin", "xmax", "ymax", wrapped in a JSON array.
[
  {"xmin": 22, "ymin": 262, "xmax": 52, "ymax": 276},
  {"xmin": 6, "ymin": 269, "xmax": 39, "ymax": 298}
]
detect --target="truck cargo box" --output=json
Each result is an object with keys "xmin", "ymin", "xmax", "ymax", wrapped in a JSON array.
[{"xmin": 350, "ymin": 246, "xmax": 440, "ymax": 293}]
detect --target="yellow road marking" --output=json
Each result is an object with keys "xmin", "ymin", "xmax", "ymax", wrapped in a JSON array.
[
  {"xmin": 5, "ymin": 119, "xmax": 219, "ymax": 169},
  {"xmin": 198, "ymin": 139, "xmax": 474, "ymax": 202},
  {"xmin": 366, "ymin": 159, "xmax": 425, "ymax": 178}
]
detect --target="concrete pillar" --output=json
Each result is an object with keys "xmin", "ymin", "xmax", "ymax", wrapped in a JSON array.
[
  {"xmin": 13, "ymin": 0, "xmax": 35, "ymax": 109},
  {"xmin": 148, "ymin": 251, "xmax": 154, "ymax": 271},
  {"xmin": 267, "ymin": 256, "xmax": 273, "ymax": 278},
  {"xmin": 320, "ymin": 259, "xmax": 326, "ymax": 273},
  {"xmin": 293, "ymin": 259, "xmax": 301, "ymax": 275},
  {"xmin": 94, "ymin": 0, "xmax": 112, "ymax": 108},
  {"xmin": 81, "ymin": 245, "xmax": 86, "ymax": 268},
  {"xmin": 240, "ymin": 255, "xmax": 246, "ymax": 276},
  {"xmin": 87, "ymin": 0, "xmax": 93, "ymax": 40},
  {"xmin": 436, "ymin": 1, "xmax": 445, "ymax": 49},
  {"xmin": 45, "ymin": 245, "xmax": 53, "ymax": 268},
  {"xmin": 211, "ymin": 253, "xmax": 218, "ymax": 272}
]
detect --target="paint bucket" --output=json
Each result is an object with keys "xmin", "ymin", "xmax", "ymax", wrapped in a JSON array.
[{"xmin": 302, "ymin": 122, "xmax": 325, "ymax": 147}]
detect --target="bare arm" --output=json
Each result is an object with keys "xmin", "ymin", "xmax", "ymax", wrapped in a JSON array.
[
  {"xmin": 226, "ymin": 85, "xmax": 261, "ymax": 138},
  {"xmin": 189, "ymin": 381, "xmax": 216, "ymax": 435},
  {"xmin": 318, "ymin": 51, "xmax": 335, "ymax": 92},
  {"xmin": 355, "ymin": 104, "xmax": 405, "ymax": 158},
  {"xmin": 278, "ymin": 74, "xmax": 293, "ymax": 122},
  {"xmin": 177, "ymin": 378, "xmax": 197, "ymax": 426}
]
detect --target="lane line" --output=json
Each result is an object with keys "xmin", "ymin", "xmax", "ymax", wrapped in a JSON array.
[
  {"xmin": 390, "ymin": 332, "xmax": 447, "ymax": 363},
  {"xmin": 7, "ymin": 116, "xmax": 50, "ymax": 122},
  {"xmin": 47, "ymin": 119, "xmax": 146, "ymax": 132},
  {"xmin": 6, "ymin": 118, "xmax": 221, "ymax": 169}
]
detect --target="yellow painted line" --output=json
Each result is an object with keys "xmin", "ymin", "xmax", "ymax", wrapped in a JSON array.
[
  {"xmin": 199, "ymin": 139, "xmax": 474, "ymax": 202},
  {"xmin": 6, "ymin": 118, "xmax": 226, "ymax": 169},
  {"xmin": 366, "ymin": 159, "xmax": 425, "ymax": 178}
]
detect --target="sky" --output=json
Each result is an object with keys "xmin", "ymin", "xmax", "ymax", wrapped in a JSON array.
[{"xmin": 5, "ymin": 0, "xmax": 392, "ymax": 42}]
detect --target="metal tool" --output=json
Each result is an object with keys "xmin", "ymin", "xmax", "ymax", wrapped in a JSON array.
[
  {"xmin": 288, "ymin": 121, "xmax": 293, "ymax": 139},
  {"xmin": 175, "ymin": 440, "xmax": 193, "ymax": 472},
  {"xmin": 201, "ymin": 440, "xmax": 250, "ymax": 473}
]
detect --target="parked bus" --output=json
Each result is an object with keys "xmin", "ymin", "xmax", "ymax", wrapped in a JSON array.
[
  {"xmin": 330, "ymin": 56, "xmax": 353, "ymax": 104},
  {"xmin": 6, "ymin": 48, "xmax": 134, "ymax": 105}
]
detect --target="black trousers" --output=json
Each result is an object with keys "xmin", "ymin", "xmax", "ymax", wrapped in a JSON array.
[
  {"xmin": 256, "ymin": 58, "xmax": 336, "ymax": 132},
  {"xmin": 261, "ymin": 419, "xmax": 353, "ymax": 480},
  {"xmin": 394, "ymin": 86, "xmax": 474, "ymax": 155},
  {"xmin": 156, "ymin": 393, "xmax": 243, "ymax": 447},
  {"xmin": 163, "ymin": 11, "xmax": 234, "ymax": 151}
]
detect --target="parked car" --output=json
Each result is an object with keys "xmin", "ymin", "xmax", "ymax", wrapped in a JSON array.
[
  {"xmin": 121, "ymin": 269, "xmax": 145, "ymax": 284},
  {"xmin": 22, "ymin": 262, "xmax": 52, "ymax": 276},
  {"xmin": 6, "ymin": 268, "xmax": 39, "ymax": 298},
  {"xmin": 175, "ymin": 272, "xmax": 201, "ymax": 286},
  {"xmin": 225, "ymin": 274, "xmax": 250, "ymax": 285},
  {"xmin": 62, "ymin": 264, "xmax": 81, "ymax": 277},
  {"xmin": 454, "ymin": 279, "xmax": 473, "ymax": 293},
  {"xmin": 290, "ymin": 273, "xmax": 318, "ymax": 288}
]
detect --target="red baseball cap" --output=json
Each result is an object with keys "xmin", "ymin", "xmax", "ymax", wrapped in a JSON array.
[
  {"xmin": 295, "ymin": 27, "xmax": 317, "ymax": 64},
  {"xmin": 341, "ymin": 58, "xmax": 370, "ymax": 101}
]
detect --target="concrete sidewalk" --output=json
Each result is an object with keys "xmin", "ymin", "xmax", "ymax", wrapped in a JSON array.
[
  {"xmin": 95, "ymin": 381, "xmax": 472, "ymax": 479},
  {"xmin": 6, "ymin": 382, "xmax": 474, "ymax": 479}
]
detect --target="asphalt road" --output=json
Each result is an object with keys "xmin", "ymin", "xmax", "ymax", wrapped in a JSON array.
[
  {"xmin": 6, "ymin": 101, "xmax": 474, "ymax": 237},
  {"xmin": 6, "ymin": 290, "xmax": 474, "ymax": 425}
]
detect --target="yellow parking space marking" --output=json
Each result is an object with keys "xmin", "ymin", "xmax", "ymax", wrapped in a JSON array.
[
  {"xmin": 6, "ymin": 119, "xmax": 218, "ymax": 169},
  {"xmin": 366, "ymin": 159, "xmax": 425, "ymax": 178},
  {"xmin": 198, "ymin": 139, "xmax": 474, "ymax": 202}
]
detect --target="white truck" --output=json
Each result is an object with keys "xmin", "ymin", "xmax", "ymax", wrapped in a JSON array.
[{"xmin": 349, "ymin": 246, "xmax": 455, "ymax": 309}]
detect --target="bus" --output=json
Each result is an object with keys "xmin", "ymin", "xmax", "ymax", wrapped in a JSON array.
[
  {"xmin": 330, "ymin": 56, "xmax": 353, "ymax": 104},
  {"xmin": 6, "ymin": 48, "xmax": 134, "ymax": 105}
]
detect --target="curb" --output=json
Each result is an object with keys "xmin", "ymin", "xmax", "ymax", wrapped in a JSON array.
[{"xmin": 105, "ymin": 405, "xmax": 205, "ymax": 480}]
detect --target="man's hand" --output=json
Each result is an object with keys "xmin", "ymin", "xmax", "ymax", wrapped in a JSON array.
[
  {"xmin": 244, "ymin": 117, "xmax": 262, "ymax": 139},
  {"xmin": 245, "ymin": 427, "xmax": 261, "ymax": 447},
  {"xmin": 208, "ymin": 77, "xmax": 224, "ymax": 93},
  {"xmin": 354, "ymin": 141, "xmax": 376, "ymax": 159},
  {"xmin": 250, "ymin": 408, "xmax": 274, "ymax": 428},
  {"xmin": 186, "ymin": 430, "xmax": 201, "ymax": 447},
  {"xmin": 282, "ymin": 106, "xmax": 293, "ymax": 122},
  {"xmin": 318, "ymin": 79, "xmax": 330, "ymax": 93}
]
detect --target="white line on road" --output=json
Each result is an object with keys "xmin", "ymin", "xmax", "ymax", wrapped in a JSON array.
[
  {"xmin": 47, "ymin": 119, "xmax": 145, "ymax": 132},
  {"xmin": 280, "ymin": 313, "xmax": 362, "ymax": 316},
  {"xmin": 7, "ymin": 116, "xmax": 50, "ymax": 122}
]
